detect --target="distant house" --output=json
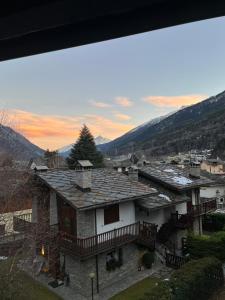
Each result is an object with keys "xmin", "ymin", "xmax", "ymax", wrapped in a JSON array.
[
  {"xmin": 28, "ymin": 158, "xmax": 48, "ymax": 172},
  {"xmin": 200, "ymin": 171, "xmax": 225, "ymax": 209},
  {"xmin": 201, "ymin": 159, "xmax": 225, "ymax": 175}
]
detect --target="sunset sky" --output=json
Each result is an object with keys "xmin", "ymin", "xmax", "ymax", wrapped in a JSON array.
[{"xmin": 1, "ymin": 16, "xmax": 225, "ymax": 150}]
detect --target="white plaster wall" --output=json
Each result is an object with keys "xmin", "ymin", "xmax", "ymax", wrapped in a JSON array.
[
  {"xmin": 200, "ymin": 186, "xmax": 225, "ymax": 198},
  {"xmin": 0, "ymin": 208, "xmax": 32, "ymax": 234},
  {"xmin": 96, "ymin": 201, "xmax": 135, "ymax": 234},
  {"xmin": 175, "ymin": 202, "xmax": 187, "ymax": 214},
  {"xmin": 136, "ymin": 206, "xmax": 174, "ymax": 229}
]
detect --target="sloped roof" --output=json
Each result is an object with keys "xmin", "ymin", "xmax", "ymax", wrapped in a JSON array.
[
  {"xmin": 139, "ymin": 164, "xmax": 212, "ymax": 191},
  {"xmin": 77, "ymin": 160, "xmax": 93, "ymax": 167},
  {"xmin": 136, "ymin": 193, "xmax": 189, "ymax": 211},
  {"xmin": 37, "ymin": 168, "xmax": 156, "ymax": 210}
]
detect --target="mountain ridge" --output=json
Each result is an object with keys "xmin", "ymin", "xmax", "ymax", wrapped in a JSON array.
[
  {"xmin": 99, "ymin": 90, "xmax": 225, "ymax": 157},
  {"xmin": 0, "ymin": 124, "xmax": 44, "ymax": 160}
]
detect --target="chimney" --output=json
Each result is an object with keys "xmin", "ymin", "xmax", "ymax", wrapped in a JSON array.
[
  {"xmin": 189, "ymin": 162, "xmax": 200, "ymax": 178},
  {"xmin": 75, "ymin": 160, "xmax": 93, "ymax": 192},
  {"xmin": 128, "ymin": 165, "xmax": 139, "ymax": 181}
]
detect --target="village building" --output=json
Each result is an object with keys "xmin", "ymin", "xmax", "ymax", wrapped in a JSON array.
[
  {"xmin": 200, "ymin": 171, "xmax": 225, "ymax": 210},
  {"xmin": 30, "ymin": 160, "xmax": 217, "ymax": 296},
  {"xmin": 138, "ymin": 163, "xmax": 215, "ymax": 241},
  {"xmin": 31, "ymin": 160, "xmax": 158, "ymax": 296},
  {"xmin": 201, "ymin": 158, "xmax": 225, "ymax": 175}
]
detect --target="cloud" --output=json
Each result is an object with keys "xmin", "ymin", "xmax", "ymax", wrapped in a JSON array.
[
  {"xmin": 143, "ymin": 94, "xmax": 207, "ymax": 107},
  {"xmin": 89, "ymin": 100, "xmax": 112, "ymax": 108},
  {"xmin": 8, "ymin": 110, "xmax": 134, "ymax": 150},
  {"xmin": 114, "ymin": 112, "xmax": 131, "ymax": 121},
  {"xmin": 115, "ymin": 97, "xmax": 133, "ymax": 107}
]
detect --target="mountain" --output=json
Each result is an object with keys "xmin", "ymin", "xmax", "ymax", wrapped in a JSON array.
[
  {"xmin": 99, "ymin": 90, "xmax": 225, "ymax": 157},
  {"xmin": 0, "ymin": 124, "xmax": 44, "ymax": 160},
  {"xmin": 59, "ymin": 136, "xmax": 111, "ymax": 157}
]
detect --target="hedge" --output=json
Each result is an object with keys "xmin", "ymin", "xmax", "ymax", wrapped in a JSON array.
[
  {"xmin": 140, "ymin": 257, "xmax": 223, "ymax": 300},
  {"xmin": 187, "ymin": 231, "xmax": 225, "ymax": 261},
  {"xmin": 203, "ymin": 213, "xmax": 225, "ymax": 231},
  {"xmin": 170, "ymin": 257, "xmax": 223, "ymax": 300}
]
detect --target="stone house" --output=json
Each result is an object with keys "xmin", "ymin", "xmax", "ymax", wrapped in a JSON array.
[
  {"xmin": 31, "ymin": 160, "xmax": 157, "ymax": 296},
  {"xmin": 137, "ymin": 163, "xmax": 215, "ymax": 239},
  {"xmin": 31, "ymin": 161, "xmax": 215, "ymax": 296}
]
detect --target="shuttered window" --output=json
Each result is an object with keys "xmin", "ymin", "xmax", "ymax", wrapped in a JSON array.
[{"xmin": 104, "ymin": 204, "xmax": 119, "ymax": 225}]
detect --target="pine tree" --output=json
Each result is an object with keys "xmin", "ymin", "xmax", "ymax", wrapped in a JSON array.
[{"xmin": 66, "ymin": 125, "xmax": 104, "ymax": 168}]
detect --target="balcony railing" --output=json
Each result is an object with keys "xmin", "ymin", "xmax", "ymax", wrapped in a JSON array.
[
  {"xmin": 171, "ymin": 199, "xmax": 217, "ymax": 229},
  {"xmin": 59, "ymin": 221, "xmax": 157, "ymax": 259},
  {"xmin": 191, "ymin": 199, "xmax": 217, "ymax": 217},
  {"xmin": 171, "ymin": 212, "xmax": 193, "ymax": 229}
]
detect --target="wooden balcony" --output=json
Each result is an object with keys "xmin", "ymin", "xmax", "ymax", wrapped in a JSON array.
[
  {"xmin": 171, "ymin": 213, "xmax": 193, "ymax": 229},
  {"xmin": 59, "ymin": 222, "xmax": 157, "ymax": 259},
  {"xmin": 171, "ymin": 199, "xmax": 217, "ymax": 229},
  {"xmin": 191, "ymin": 199, "xmax": 217, "ymax": 217}
]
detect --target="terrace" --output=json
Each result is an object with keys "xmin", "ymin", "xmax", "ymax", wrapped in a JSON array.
[
  {"xmin": 59, "ymin": 221, "xmax": 157, "ymax": 259},
  {"xmin": 171, "ymin": 198, "xmax": 217, "ymax": 229}
]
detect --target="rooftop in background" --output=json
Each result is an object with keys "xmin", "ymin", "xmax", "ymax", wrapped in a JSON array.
[
  {"xmin": 200, "ymin": 170, "xmax": 225, "ymax": 186},
  {"xmin": 77, "ymin": 160, "xmax": 93, "ymax": 168},
  {"xmin": 1, "ymin": 1, "xmax": 225, "ymax": 61},
  {"xmin": 36, "ymin": 169, "xmax": 156, "ymax": 210},
  {"xmin": 139, "ymin": 164, "xmax": 213, "ymax": 191}
]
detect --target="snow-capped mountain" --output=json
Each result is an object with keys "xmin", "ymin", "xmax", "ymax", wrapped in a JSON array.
[
  {"xmin": 98, "ymin": 90, "xmax": 225, "ymax": 156},
  {"xmin": 58, "ymin": 136, "xmax": 110, "ymax": 155}
]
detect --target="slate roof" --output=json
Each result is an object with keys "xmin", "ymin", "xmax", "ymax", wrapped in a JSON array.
[
  {"xmin": 137, "ymin": 176, "xmax": 190, "ymax": 211},
  {"xmin": 139, "ymin": 164, "xmax": 212, "ymax": 191},
  {"xmin": 37, "ymin": 169, "xmax": 156, "ymax": 210},
  {"xmin": 136, "ymin": 193, "xmax": 189, "ymax": 211},
  {"xmin": 200, "ymin": 171, "xmax": 225, "ymax": 186},
  {"xmin": 77, "ymin": 160, "xmax": 93, "ymax": 167}
]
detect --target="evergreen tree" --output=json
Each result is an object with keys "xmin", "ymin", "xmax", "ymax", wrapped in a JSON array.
[{"xmin": 67, "ymin": 125, "xmax": 104, "ymax": 168}]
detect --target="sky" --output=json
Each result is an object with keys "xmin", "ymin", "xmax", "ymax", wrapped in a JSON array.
[{"xmin": 1, "ymin": 16, "xmax": 225, "ymax": 150}]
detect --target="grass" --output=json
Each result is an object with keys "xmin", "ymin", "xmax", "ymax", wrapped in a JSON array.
[
  {"xmin": 110, "ymin": 277, "xmax": 159, "ymax": 300},
  {"xmin": 0, "ymin": 258, "xmax": 62, "ymax": 300}
]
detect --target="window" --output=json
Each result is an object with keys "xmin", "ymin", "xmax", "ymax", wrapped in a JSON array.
[{"xmin": 104, "ymin": 204, "xmax": 119, "ymax": 225}]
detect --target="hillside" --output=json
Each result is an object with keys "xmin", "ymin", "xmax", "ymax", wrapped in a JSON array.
[
  {"xmin": 0, "ymin": 124, "xmax": 44, "ymax": 160},
  {"xmin": 99, "ymin": 90, "xmax": 225, "ymax": 157}
]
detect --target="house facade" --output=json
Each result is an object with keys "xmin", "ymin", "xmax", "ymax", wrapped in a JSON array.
[
  {"xmin": 201, "ymin": 159, "xmax": 225, "ymax": 175},
  {"xmin": 31, "ymin": 161, "xmax": 157, "ymax": 296},
  {"xmin": 31, "ymin": 161, "xmax": 215, "ymax": 296}
]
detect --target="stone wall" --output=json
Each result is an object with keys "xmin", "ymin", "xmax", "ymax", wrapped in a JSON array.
[
  {"xmin": 76, "ymin": 209, "xmax": 96, "ymax": 238},
  {"xmin": 62, "ymin": 243, "xmax": 140, "ymax": 296}
]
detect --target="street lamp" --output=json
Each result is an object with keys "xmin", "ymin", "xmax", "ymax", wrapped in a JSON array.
[{"xmin": 89, "ymin": 272, "xmax": 95, "ymax": 300}]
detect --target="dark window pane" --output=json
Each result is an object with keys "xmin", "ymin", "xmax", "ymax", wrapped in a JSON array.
[{"xmin": 104, "ymin": 204, "xmax": 119, "ymax": 225}]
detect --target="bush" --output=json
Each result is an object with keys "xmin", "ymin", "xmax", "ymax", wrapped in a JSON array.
[
  {"xmin": 170, "ymin": 257, "xmax": 223, "ymax": 300},
  {"xmin": 203, "ymin": 213, "xmax": 225, "ymax": 231},
  {"xmin": 187, "ymin": 232, "xmax": 225, "ymax": 261},
  {"xmin": 142, "ymin": 252, "xmax": 154, "ymax": 269},
  {"xmin": 140, "ymin": 257, "xmax": 223, "ymax": 300}
]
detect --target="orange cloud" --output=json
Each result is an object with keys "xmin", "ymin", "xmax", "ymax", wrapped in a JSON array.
[
  {"xmin": 114, "ymin": 112, "xmax": 131, "ymax": 121},
  {"xmin": 143, "ymin": 94, "xmax": 207, "ymax": 107},
  {"xmin": 8, "ymin": 110, "xmax": 134, "ymax": 150},
  {"xmin": 89, "ymin": 100, "xmax": 112, "ymax": 108},
  {"xmin": 115, "ymin": 97, "xmax": 133, "ymax": 107}
]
